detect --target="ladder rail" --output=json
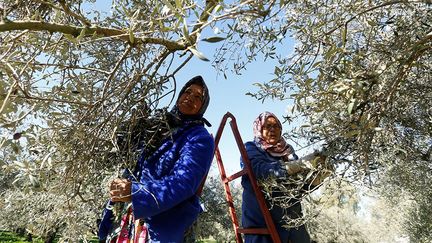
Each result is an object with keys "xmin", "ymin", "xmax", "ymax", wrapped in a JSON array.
[
  {"xmin": 214, "ymin": 147, "xmax": 243, "ymax": 241},
  {"xmin": 214, "ymin": 112, "xmax": 282, "ymax": 243}
]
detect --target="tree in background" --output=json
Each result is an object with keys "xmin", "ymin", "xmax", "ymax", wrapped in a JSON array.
[
  {"xmin": 377, "ymin": 147, "xmax": 432, "ymax": 242},
  {"xmin": 305, "ymin": 178, "xmax": 410, "ymax": 242},
  {"xmin": 0, "ymin": 0, "xmax": 431, "ymax": 240},
  {"xmin": 195, "ymin": 176, "xmax": 242, "ymax": 242}
]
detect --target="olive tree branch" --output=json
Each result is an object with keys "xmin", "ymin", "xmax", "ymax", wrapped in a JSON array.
[
  {"xmin": 323, "ymin": 0, "xmax": 424, "ymax": 36},
  {"xmin": 0, "ymin": 20, "xmax": 186, "ymax": 51},
  {"xmin": 189, "ymin": 0, "xmax": 269, "ymax": 40},
  {"xmin": 89, "ymin": 49, "xmax": 172, "ymax": 148},
  {"xmin": 1, "ymin": 61, "xmax": 92, "ymax": 107},
  {"xmin": 32, "ymin": 0, "xmax": 91, "ymax": 26},
  {"xmin": 8, "ymin": 61, "xmax": 111, "ymax": 75},
  {"xmin": 101, "ymin": 45, "xmax": 133, "ymax": 101}
]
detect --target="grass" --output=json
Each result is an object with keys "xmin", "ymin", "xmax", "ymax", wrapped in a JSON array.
[
  {"xmin": 0, "ymin": 231, "xmax": 42, "ymax": 243},
  {"xmin": 0, "ymin": 231, "xmax": 101, "ymax": 243}
]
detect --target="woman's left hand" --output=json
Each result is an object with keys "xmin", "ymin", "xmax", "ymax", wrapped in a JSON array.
[{"xmin": 109, "ymin": 178, "xmax": 132, "ymax": 202}]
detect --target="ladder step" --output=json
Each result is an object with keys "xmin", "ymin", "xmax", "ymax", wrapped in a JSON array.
[
  {"xmin": 223, "ymin": 169, "xmax": 247, "ymax": 183},
  {"xmin": 238, "ymin": 227, "xmax": 270, "ymax": 235}
]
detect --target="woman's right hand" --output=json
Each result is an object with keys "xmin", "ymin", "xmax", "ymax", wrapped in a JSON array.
[
  {"xmin": 284, "ymin": 159, "xmax": 313, "ymax": 175},
  {"xmin": 109, "ymin": 178, "xmax": 132, "ymax": 202}
]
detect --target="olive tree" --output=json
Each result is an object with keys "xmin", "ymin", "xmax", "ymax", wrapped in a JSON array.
[
  {"xmin": 0, "ymin": 0, "xmax": 253, "ymax": 239},
  {"xmin": 195, "ymin": 176, "xmax": 242, "ymax": 242},
  {"xmin": 220, "ymin": 0, "xmax": 431, "ymax": 239},
  {"xmin": 249, "ymin": 1, "xmax": 431, "ymax": 239},
  {"xmin": 304, "ymin": 178, "xmax": 410, "ymax": 242},
  {"xmin": 1, "ymin": 0, "xmax": 431, "ymax": 240}
]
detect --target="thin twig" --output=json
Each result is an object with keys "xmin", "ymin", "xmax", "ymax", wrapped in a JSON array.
[{"xmin": 101, "ymin": 45, "xmax": 133, "ymax": 100}]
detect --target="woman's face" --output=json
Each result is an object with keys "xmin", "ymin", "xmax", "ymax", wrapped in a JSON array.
[
  {"xmin": 177, "ymin": 84, "xmax": 204, "ymax": 115},
  {"xmin": 262, "ymin": 116, "xmax": 282, "ymax": 145}
]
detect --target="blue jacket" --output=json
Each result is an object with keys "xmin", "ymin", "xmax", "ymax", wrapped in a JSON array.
[
  {"xmin": 240, "ymin": 141, "xmax": 310, "ymax": 243},
  {"xmin": 100, "ymin": 123, "xmax": 214, "ymax": 242},
  {"xmin": 133, "ymin": 123, "xmax": 214, "ymax": 242}
]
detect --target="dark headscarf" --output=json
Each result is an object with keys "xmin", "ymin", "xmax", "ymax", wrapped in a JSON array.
[
  {"xmin": 169, "ymin": 75, "xmax": 211, "ymax": 127},
  {"xmin": 115, "ymin": 76, "xmax": 211, "ymax": 160}
]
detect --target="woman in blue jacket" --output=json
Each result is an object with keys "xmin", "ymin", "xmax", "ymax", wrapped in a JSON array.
[
  {"xmin": 241, "ymin": 112, "xmax": 312, "ymax": 243},
  {"xmin": 99, "ymin": 76, "xmax": 215, "ymax": 242}
]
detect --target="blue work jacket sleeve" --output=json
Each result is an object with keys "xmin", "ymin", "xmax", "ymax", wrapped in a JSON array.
[
  {"xmin": 130, "ymin": 130, "xmax": 214, "ymax": 219},
  {"xmin": 242, "ymin": 141, "xmax": 287, "ymax": 180}
]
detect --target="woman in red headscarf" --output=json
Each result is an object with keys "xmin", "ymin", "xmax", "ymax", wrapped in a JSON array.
[{"xmin": 240, "ymin": 111, "xmax": 313, "ymax": 243}]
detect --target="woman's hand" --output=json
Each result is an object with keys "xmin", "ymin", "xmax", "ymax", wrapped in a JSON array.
[
  {"xmin": 284, "ymin": 160, "xmax": 313, "ymax": 175},
  {"xmin": 109, "ymin": 178, "xmax": 132, "ymax": 202}
]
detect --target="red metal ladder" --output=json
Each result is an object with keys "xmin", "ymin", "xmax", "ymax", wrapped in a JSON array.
[{"xmin": 213, "ymin": 112, "xmax": 281, "ymax": 243}]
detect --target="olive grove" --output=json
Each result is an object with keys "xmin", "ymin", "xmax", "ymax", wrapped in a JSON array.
[{"xmin": 0, "ymin": 0, "xmax": 431, "ymax": 241}]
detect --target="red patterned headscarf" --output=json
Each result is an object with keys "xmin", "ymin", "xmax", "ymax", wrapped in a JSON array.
[{"xmin": 253, "ymin": 112, "xmax": 294, "ymax": 158}]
